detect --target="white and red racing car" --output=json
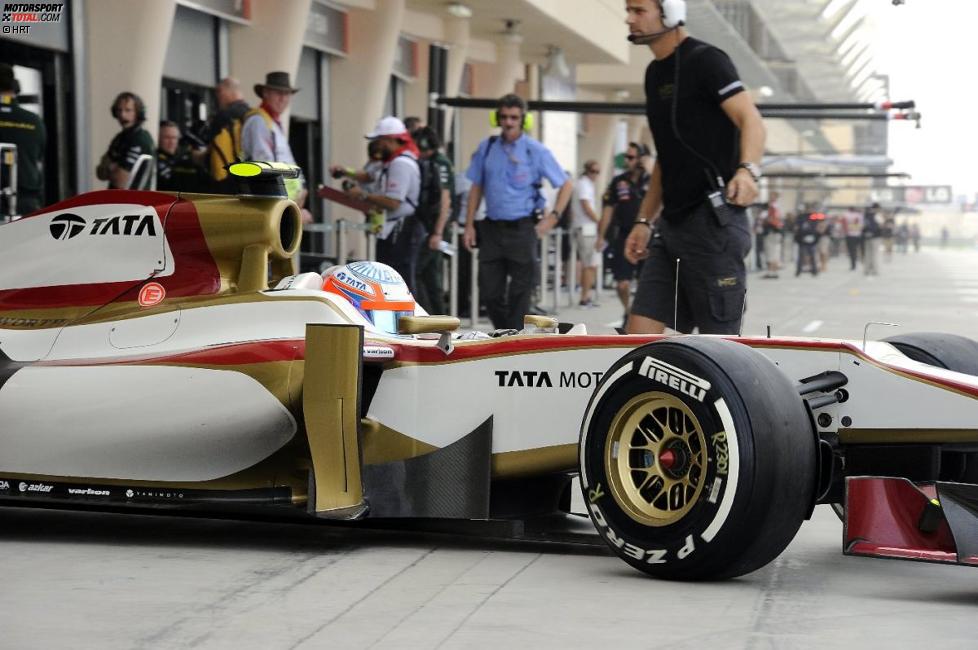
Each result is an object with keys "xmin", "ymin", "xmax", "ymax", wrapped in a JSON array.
[{"xmin": 2, "ymin": 173, "xmax": 978, "ymax": 580}]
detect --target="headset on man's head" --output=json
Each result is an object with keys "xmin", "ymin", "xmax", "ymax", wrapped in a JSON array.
[
  {"xmin": 412, "ymin": 126, "xmax": 441, "ymax": 152},
  {"xmin": 627, "ymin": 0, "xmax": 687, "ymax": 43},
  {"xmin": 658, "ymin": 0, "xmax": 687, "ymax": 29},
  {"xmin": 489, "ymin": 93, "xmax": 535, "ymax": 131},
  {"xmin": 110, "ymin": 91, "xmax": 146, "ymax": 124},
  {"xmin": 628, "ymin": 141, "xmax": 651, "ymax": 158}
]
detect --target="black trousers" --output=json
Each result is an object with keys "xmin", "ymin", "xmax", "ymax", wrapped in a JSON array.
[
  {"xmin": 478, "ymin": 217, "xmax": 536, "ymax": 330},
  {"xmin": 796, "ymin": 243, "xmax": 818, "ymax": 276},
  {"xmin": 845, "ymin": 236, "xmax": 861, "ymax": 269},
  {"xmin": 457, "ymin": 223, "xmax": 476, "ymax": 317},
  {"xmin": 376, "ymin": 216, "xmax": 424, "ymax": 292},
  {"xmin": 415, "ymin": 244, "xmax": 445, "ymax": 314}
]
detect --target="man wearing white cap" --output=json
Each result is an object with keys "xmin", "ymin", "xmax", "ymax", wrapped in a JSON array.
[{"xmin": 339, "ymin": 116, "xmax": 423, "ymax": 290}]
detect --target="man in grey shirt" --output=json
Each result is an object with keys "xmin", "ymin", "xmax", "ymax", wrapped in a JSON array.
[{"xmin": 343, "ymin": 116, "xmax": 423, "ymax": 290}]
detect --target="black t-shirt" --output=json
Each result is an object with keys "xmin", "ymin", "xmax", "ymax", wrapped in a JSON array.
[
  {"xmin": 157, "ymin": 147, "xmax": 209, "ymax": 193},
  {"xmin": 433, "ymin": 152, "xmax": 460, "ymax": 225},
  {"xmin": 106, "ymin": 125, "xmax": 155, "ymax": 189},
  {"xmin": 644, "ymin": 37, "xmax": 744, "ymax": 219},
  {"xmin": 602, "ymin": 169, "xmax": 650, "ymax": 240},
  {"xmin": 202, "ymin": 99, "xmax": 250, "ymax": 143},
  {"xmin": 0, "ymin": 98, "xmax": 46, "ymax": 196}
]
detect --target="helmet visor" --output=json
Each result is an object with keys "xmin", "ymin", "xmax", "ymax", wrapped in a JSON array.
[{"xmin": 370, "ymin": 309, "xmax": 415, "ymax": 335}]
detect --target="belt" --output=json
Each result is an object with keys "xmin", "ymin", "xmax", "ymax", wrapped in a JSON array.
[{"xmin": 484, "ymin": 215, "xmax": 535, "ymax": 227}]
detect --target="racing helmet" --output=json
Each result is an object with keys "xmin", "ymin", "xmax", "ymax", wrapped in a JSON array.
[{"xmin": 321, "ymin": 261, "xmax": 416, "ymax": 334}]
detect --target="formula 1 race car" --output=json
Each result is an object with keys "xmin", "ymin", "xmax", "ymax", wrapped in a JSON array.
[{"xmin": 2, "ymin": 175, "xmax": 978, "ymax": 580}]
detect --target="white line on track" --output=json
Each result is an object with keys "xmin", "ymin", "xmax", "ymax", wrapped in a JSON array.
[{"xmin": 802, "ymin": 320, "xmax": 823, "ymax": 333}]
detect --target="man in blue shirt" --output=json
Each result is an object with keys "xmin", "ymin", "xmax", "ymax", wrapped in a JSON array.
[{"xmin": 463, "ymin": 94, "xmax": 573, "ymax": 330}]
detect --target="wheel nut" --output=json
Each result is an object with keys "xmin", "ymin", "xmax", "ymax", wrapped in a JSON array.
[{"xmin": 659, "ymin": 449, "xmax": 677, "ymax": 470}]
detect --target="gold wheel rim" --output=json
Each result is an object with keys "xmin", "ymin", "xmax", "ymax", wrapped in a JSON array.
[{"xmin": 604, "ymin": 392, "xmax": 708, "ymax": 527}]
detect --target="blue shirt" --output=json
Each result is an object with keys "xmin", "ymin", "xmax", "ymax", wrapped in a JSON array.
[{"xmin": 466, "ymin": 134, "xmax": 566, "ymax": 221}]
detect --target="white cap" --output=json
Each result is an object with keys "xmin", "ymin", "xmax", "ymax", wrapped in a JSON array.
[{"xmin": 365, "ymin": 116, "xmax": 407, "ymax": 139}]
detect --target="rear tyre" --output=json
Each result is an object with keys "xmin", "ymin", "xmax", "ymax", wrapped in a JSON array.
[{"xmin": 579, "ymin": 337, "xmax": 816, "ymax": 580}]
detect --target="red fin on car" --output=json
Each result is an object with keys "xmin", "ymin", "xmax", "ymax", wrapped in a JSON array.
[{"xmin": 844, "ymin": 477, "xmax": 978, "ymax": 566}]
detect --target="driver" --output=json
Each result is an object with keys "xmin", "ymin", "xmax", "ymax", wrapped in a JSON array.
[{"xmin": 321, "ymin": 261, "xmax": 419, "ymax": 334}]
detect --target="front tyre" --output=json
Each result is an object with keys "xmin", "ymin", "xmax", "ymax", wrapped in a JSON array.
[{"xmin": 579, "ymin": 337, "xmax": 816, "ymax": 580}]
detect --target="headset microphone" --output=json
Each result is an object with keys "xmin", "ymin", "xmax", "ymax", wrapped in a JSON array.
[{"xmin": 627, "ymin": 28, "xmax": 673, "ymax": 44}]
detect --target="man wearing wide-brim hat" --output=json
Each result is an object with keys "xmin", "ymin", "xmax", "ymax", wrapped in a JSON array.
[
  {"xmin": 241, "ymin": 71, "xmax": 311, "ymax": 223},
  {"xmin": 241, "ymin": 71, "xmax": 300, "ymax": 166}
]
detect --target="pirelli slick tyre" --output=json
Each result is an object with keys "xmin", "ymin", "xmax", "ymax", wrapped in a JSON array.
[
  {"xmin": 579, "ymin": 337, "xmax": 816, "ymax": 580},
  {"xmin": 884, "ymin": 332, "xmax": 978, "ymax": 377}
]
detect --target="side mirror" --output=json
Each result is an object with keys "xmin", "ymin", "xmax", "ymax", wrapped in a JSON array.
[
  {"xmin": 523, "ymin": 314, "xmax": 558, "ymax": 334},
  {"xmin": 398, "ymin": 315, "xmax": 461, "ymax": 355},
  {"xmin": 397, "ymin": 315, "xmax": 461, "ymax": 335}
]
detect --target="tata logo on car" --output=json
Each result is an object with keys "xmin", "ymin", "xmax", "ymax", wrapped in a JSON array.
[
  {"xmin": 49, "ymin": 213, "xmax": 86, "ymax": 240},
  {"xmin": 638, "ymin": 356, "xmax": 711, "ymax": 402},
  {"xmin": 494, "ymin": 370, "xmax": 605, "ymax": 388},
  {"xmin": 48, "ymin": 213, "xmax": 158, "ymax": 241}
]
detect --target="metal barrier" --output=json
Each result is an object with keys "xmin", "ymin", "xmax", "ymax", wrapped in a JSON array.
[
  {"xmin": 448, "ymin": 227, "xmax": 459, "ymax": 318},
  {"xmin": 567, "ymin": 227, "xmax": 578, "ymax": 307},
  {"xmin": 125, "ymin": 153, "xmax": 156, "ymax": 191},
  {"xmin": 469, "ymin": 245, "xmax": 480, "ymax": 328},
  {"xmin": 296, "ymin": 219, "xmax": 600, "ymax": 330},
  {"xmin": 300, "ymin": 218, "xmax": 381, "ymax": 270},
  {"xmin": 335, "ymin": 219, "xmax": 348, "ymax": 265}
]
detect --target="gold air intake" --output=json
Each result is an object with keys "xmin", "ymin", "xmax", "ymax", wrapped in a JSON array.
[{"xmin": 183, "ymin": 194, "xmax": 302, "ymax": 293}]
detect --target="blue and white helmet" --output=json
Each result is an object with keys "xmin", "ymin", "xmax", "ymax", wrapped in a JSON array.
[{"xmin": 321, "ymin": 261, "xmax": 417, "ymax": 333}]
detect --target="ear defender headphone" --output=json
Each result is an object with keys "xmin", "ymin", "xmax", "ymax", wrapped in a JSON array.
[
  {"xmin": 110, "ymin": 92, "xmax": 146, "ymax": 124},
  {"xmin": 660, "ymin": 0, "xmax": 687, "ymax": 29},
  {"xmin": 629, "ymin": 141, "xmax": 651, "ymax": 158},
  {"xmin": 490, "ymin": 94, "xmax": 535, "ymax": 131},
  {"xmin": 489, "ymin": 110, "xmax": 534, "ymax": 131},
  {"xmin": 627, "ymin": 0, "xmax": 687, "ymax": 43},
  {"xmin": 412, "ymin": 126, "xmax": 441, "ymax": 152}
]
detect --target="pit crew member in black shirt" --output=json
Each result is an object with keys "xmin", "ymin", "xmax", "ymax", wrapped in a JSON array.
[
  {"xmin": 623, "ymin": 0, "xmax": 765, "ymax": 334},
  {"xmin": 0, "ymin": 64, "xmax": 46, "ymax": 215},
  {"xmin": 156, "ymin": 121, "xmax": 208, "ymax": 193},
  {"xmin": 596, "ymin": 141, "xmax": 651, "ymax": 317}
]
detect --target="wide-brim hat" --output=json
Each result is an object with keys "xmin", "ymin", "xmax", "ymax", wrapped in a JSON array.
[{"xmin": 254, "ymin": 71, "xmax": 300, "ymax": 97}]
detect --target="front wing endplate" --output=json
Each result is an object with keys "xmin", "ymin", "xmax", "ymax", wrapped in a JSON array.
[{"xmin": 844, "ymin": 476, "xmax": 978, "ymax": 566}]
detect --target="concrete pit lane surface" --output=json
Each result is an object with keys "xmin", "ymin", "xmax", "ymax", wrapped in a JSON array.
[{"xmin": 3, "ymin": 247, "xmax": 978, "ymax": 649}]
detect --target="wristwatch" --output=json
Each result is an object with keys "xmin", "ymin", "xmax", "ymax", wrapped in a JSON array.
[{"xmin": 737, "ymin": 162, "xmax": 762, "ymax": 182}]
